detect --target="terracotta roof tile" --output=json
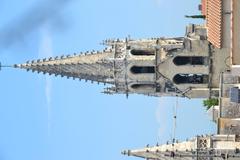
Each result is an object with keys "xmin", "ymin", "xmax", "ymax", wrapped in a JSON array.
[{"xmin": 204, "ymin": 0, "xmax": 222, "ymax": 48}]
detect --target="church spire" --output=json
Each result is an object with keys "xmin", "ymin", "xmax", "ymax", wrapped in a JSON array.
[
  {"xmin": 14, "ymin": 48, "xmax": 115, "ymax": 84},
  {"xmin": 12, "ymin": 25, "xmax": 218, "ymax": 99},
  {"xmin": 122, "ymin": 135, "xmax": 240, "ymax": 160},
  {"xmin": 121, "ymin": 139, "xmax": 196, "ymax": 160}
]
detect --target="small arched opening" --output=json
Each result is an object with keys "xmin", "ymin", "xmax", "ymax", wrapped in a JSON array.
[
  {"xmin": 131, "ymin": 49, "xmax": 155, "ymax": 56},
  {"xmin": 173, "ymin": 74, "xmax": 208, "ymax": 84},
  {"xmin": 173, "ymin": 56, "xmax": 206, "ymax": 65},
  {"xmin": 130, "ymin": 66, "xmax": 155, "ymax": 74},
  {"xmin": 131, "ymin": 84, "xmax": 156, "ymax": 91}
]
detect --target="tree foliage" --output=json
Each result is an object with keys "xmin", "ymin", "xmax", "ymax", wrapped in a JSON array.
[{"xmin": 203, "ymin": 98, "xmax": 219, "ymax": 110}]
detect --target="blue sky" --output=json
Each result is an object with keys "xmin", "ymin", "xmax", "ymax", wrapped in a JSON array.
[{"xmin": 0, "ymin": 0, "xmax": 216, "ymax": 160}]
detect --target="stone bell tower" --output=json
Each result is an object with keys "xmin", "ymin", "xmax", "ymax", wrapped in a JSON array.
[
  {"xmin": 13, "ymin": 24, "xmax": 225, "ymax": 98},
  {"xmin": 103, "ymin": 24, "xmax": 213, "ymax": 98}
]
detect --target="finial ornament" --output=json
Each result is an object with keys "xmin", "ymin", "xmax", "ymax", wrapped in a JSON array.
[{"xmin": 0, "ymin": 62, "xmax": 14, "ymax": 71}]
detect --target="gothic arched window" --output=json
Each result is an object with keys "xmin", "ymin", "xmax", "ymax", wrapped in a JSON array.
[
  {"xmin": 131, "ymin": 49, "xmax": 154, "ymax": 56},
  {"xmin": 173, "ymin": 56, "xmax": 206, "ymax": 65},
  {"xmin": 173, "ymin": 74, "xmax": 208, "ymax": 84},
  {"xmin": 130, "ymin": 66, "xmax": 155, "ymax": 74}
]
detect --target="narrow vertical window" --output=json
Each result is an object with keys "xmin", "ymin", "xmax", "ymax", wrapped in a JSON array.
[
  {"xmin": 131, "ymin": 84, "xmax": 155, "ymax": 90},
  {"xmin": 131, "ymin": 49, "xmax": 154, "ymax": 56},
  {"xmin": 173, "ymin": 56, "xmax": 206, "ymax": 65},
  {"xmin": 130, "ymin": 66, "xmax": 155, "ymax": 74}
]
